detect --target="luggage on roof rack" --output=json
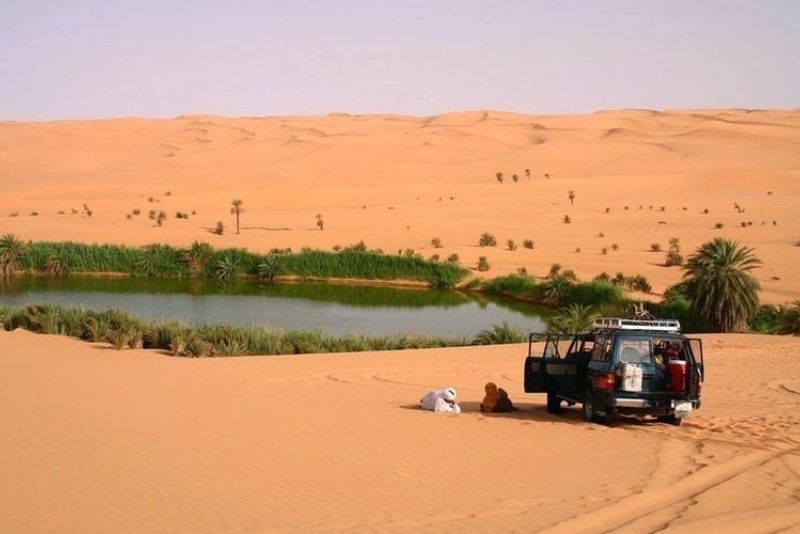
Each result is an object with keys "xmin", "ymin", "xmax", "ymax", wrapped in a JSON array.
[{"xmin": 593, "ymin": 317, "xmax": 681, "ymax": 332}]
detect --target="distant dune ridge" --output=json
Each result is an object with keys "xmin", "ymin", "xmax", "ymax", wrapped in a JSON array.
[{"xmin": 1, "ymin": 108, "xmax": 798, "ymax": 301}]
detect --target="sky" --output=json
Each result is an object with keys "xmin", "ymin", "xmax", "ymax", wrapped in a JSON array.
[{"xmin": 0, "ymin": 0, "xmax": 798, "ymax": 120}]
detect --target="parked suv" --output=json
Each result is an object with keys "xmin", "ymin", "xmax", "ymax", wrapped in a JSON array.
[{"xmin": 524, "ymin": 318, "xmax": 704, "ymax": 425}]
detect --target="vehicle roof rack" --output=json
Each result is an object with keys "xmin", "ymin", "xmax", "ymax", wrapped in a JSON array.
[{"xmin": 593, "ymin": 317, "xmax": 681, "ymax": 332}]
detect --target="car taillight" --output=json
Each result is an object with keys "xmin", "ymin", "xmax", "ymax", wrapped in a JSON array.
[{"xmin": 593, "ymin": 373, "xmax": 616, "ymax": 391}]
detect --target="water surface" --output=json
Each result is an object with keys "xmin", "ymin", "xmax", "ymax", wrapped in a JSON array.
[{"xmin": 0, "ymin": 277, "xmax": 549, "ymax": 338}]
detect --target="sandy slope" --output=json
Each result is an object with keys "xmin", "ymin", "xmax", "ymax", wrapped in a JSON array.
[
  {"xmin": 1, "ymin": 109, "xmax": 799, "ymax": 302},
  {"xmin": 1, "ymin": 329, "xmax": 799, "ymax": 533}
]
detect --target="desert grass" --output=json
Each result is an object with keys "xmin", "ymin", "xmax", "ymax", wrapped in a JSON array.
[{"xmin": 13, "ymin": 240, "xmax": 468, "ymax": 288}]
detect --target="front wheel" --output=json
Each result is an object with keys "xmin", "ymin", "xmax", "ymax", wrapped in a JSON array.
[
  {"xmin": 582, "ymin": 391, "xmax": 608, "ymax": 424},
  {"xmin": 546, "ymin": 390, "xmax": 562, "ymax": 414}
]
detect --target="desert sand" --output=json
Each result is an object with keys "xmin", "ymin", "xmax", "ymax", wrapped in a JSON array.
[
  {"xmin": 1, "ymin": 109, "xmax": 799, "ymax": 302},
  {"xmin": 1, "ymin": 329, "xmax": 799, "ymax": 532}
]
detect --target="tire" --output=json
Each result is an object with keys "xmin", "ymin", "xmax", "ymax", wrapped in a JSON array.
[
  {"xmin": 582, "ymin": 391, "xmax": 608, "ymax": 424},
  {"xmin": 658, "ymin": 414, "xmax": 683, "ymax": 426},
  {"xmin": 546, "ymin": 390, "xmax": 562, "ymax": 414}
]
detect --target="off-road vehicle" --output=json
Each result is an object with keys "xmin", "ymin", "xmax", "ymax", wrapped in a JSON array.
[{"xmin": 524, "ymin": 318, "xmax": 704, "ymax": 425}]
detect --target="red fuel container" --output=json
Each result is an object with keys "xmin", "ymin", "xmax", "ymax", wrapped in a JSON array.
[{"xmin": 668, "ymin": 360, "xmax": 688, "ymax": 392}]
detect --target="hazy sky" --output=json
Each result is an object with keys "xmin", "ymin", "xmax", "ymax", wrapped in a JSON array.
[{"xmin": 1, "ymin": 0, "xmax": 798, "ymax": 119}]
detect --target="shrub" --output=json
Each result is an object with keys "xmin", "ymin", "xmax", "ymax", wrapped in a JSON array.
[
  {"xmin": 430, "ymin": 254, "xmax": 440, "ymax": 262},
  {"xmin": 180, "ymin": 241, "xmax": 213, "ymax": 275},
  {"xmin": 478, "ymin": 233, "xmax": 497, "ymax": 247},
  {"xmin": 563, "ymin": 215, "xmax": 571, "ymax": 224},
  {"xmin": 473, "ymin": 322, "xmax": 526, "ymax": 345},
  {"xmin": 507, "ymin": 239, "xmax": 517, "ymax": 251},
  {"xmin": 446, "ymin": 253, "xmax": 460, "ymax": 264},
  {"xmin": 566, "ymin": 280, "xmax": 624, "ymax": 307},
  {"xmin": 215, "ymin": 256, "xmax": 240, "ymax": 282},
  {"xmin": 665, "ymin": 250, "xmax": 683, "ymax": 266},
  {"xmin": 512, "ymin": 174, "xmax": 519, "ymax": 183},
  {"xmin": 477, "ymin": 256, "xmax": 490, "ymax": 272},
  {"xmin": 45, "ymin": 253, "xmax": 70, "ymax": 276},
  {"xmin": 703, "ymin": 208, "xmax": 709, "ymax": 214},
  {"xmin": 482, "ymin": 274, "xmax": 537, "ymax": 297},
  {"xmin": 30, "ymin": 211, "xmax": 39, "ymax": 216},
  {"xmin": 650, "ymin": 243, "xmax": 661, "ymax": 252},
  {"xmin": 594, "ymin": 272, "xmax": 610, "ymax": 282},
  {"xmin": 715, "ymin": 222, "xmax": 724, "ymax": 229},
  {"xmin": 523, "ymin": 239, "xmax": 534, "ymax": 249},
  {"xmin": 496, "ymin": 172, "xmax": 503, "ymax": 183},
  {"xmin": 132, "ymin": 209, "xmax": 141, "ymax": 215},
  {"xmin": 611, "ymin": 244, "xmax": 619, "ymax": 251},
  {"xmin": 776, "ymin": 301, "xmax": 800, "ymax": 335},
  {"xmin": 430, "ymin": 237, "xmax": 442, "ymax": 249},
  {"xmin": 214, "ymin": 221, "xmax": 224, "ymax": 235},
  {"xmin": 626, "ymin": 275, "xmax": 652, "ymax": 293},
  {"xmin": 601, "ymin": 247, "xmax": 608, "ymax": 255},
  {"xmin": 0, "ymin": 233, "xmax": 28, "ymax": 275},
  {"xmin": 9, "ymin": 211, "xmax": 19, "ymax": 217},
  {"xmin": 542, "ymin": 276, "xmax": 572, "ymax": 306}
]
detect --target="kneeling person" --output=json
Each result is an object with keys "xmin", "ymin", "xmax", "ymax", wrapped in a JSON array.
[{"xmin": 420, "ymin": 387, "xmax": 461, "ymax": 414}]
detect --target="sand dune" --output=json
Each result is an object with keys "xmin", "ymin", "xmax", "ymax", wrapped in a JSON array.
[
  {"xmin": 1, "ymin": 329, "xmax": 798, "ymax": 532},
  {"xmin": 1, "ymin": 108, "xmax": 799, "ymax": 302}
]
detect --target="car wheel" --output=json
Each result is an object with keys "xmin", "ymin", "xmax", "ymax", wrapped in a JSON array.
[
  {"xmin": 582, "ymin": 391, "xmax": 608, "ymax": 424},
  {"xmin": 546, "ymin": 391, "xmax": 562, "ymax": 414},
  {"xmin": 657, "ymin": 414, "xmax": 683, "ymax": 426}
]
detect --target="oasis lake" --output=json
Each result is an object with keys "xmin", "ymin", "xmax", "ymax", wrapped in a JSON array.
[{"xmin": 0, "ymin": 277, "xmax": 549, "ymax": 338}]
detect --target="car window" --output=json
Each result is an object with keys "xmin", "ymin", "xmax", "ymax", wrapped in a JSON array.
[
  {"xmin": 591, "ymin": 336, "xmax": 612, "ymax": 361},
  {"xmin": 618, "ymin": 338, "xmax": 653, "ymax": 363},
  {"xmin": 654, "ymin": 337, "xmax": 687, "ymax": 363},
  {"xmin": 544, "ymin": 336, "xmax": 572, "ymax": 359}
]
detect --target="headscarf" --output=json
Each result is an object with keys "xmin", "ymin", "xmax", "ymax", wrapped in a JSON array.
[{"xmin": 481, "ymin": 382, "xmax": 499, "ymax": 412}]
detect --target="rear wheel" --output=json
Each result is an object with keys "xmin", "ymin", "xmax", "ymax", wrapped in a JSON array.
[
  {"xmin": 658, "ymin": 414, "xmax": 683, "ymax": 426},
  {"xmin": 582, "ymin": 391, "xmax": 608, "ymax": 424},
  {"xmin": 546, "ymin": 390, "xmax": 562, "ymax": 414}
]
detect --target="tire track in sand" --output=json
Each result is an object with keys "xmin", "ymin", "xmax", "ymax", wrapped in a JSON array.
[{"xmin": 539, "ymin": 444, "xmax": 799, "ymax": 534}]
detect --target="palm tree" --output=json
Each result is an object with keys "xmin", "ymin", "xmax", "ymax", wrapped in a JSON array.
[
  {"xmin": 180, "ymin": 241, "xmax": 213, "ymax": 276},
  {"xmin": 525, "ymin": 168, "xmax": 531, "ymax": 180},
  {"xmin": 683, "ymin": 238, "xmax": 762, "ymax": 332},
  {"xmin": 547, "ymin": 304, "xmax": 598, "ymax": 333},
  {"xmin": 542, "ymin": 276, "xmax": 573, "ymax": 307},
  {"xmin": 215, "ymin": 256, "xmax": 240, "ymax": 282},
  {"xmin": 257, "ymin": 255, "xmax": 282, "ymax": 283},
  {"xmin": 0, "ymin": 233, "xmax": 27, "ymax": 276},
  {"xmin": 568, "ymin": 190, "xmax": 575, "ymax": 205},
  {"xmin": 230, "ymin": 200, "xmax": 244, "ymax": 234}
]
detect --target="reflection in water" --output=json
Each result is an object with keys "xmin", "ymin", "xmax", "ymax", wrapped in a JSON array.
[{"xmin": 0, "ymin": 277, "xmax": 549, "ymax": 337}]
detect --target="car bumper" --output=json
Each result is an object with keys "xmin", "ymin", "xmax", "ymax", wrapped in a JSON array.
[{"xmin": 608, "ymin": 395, "xmax": 700, "ymax": 416}]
